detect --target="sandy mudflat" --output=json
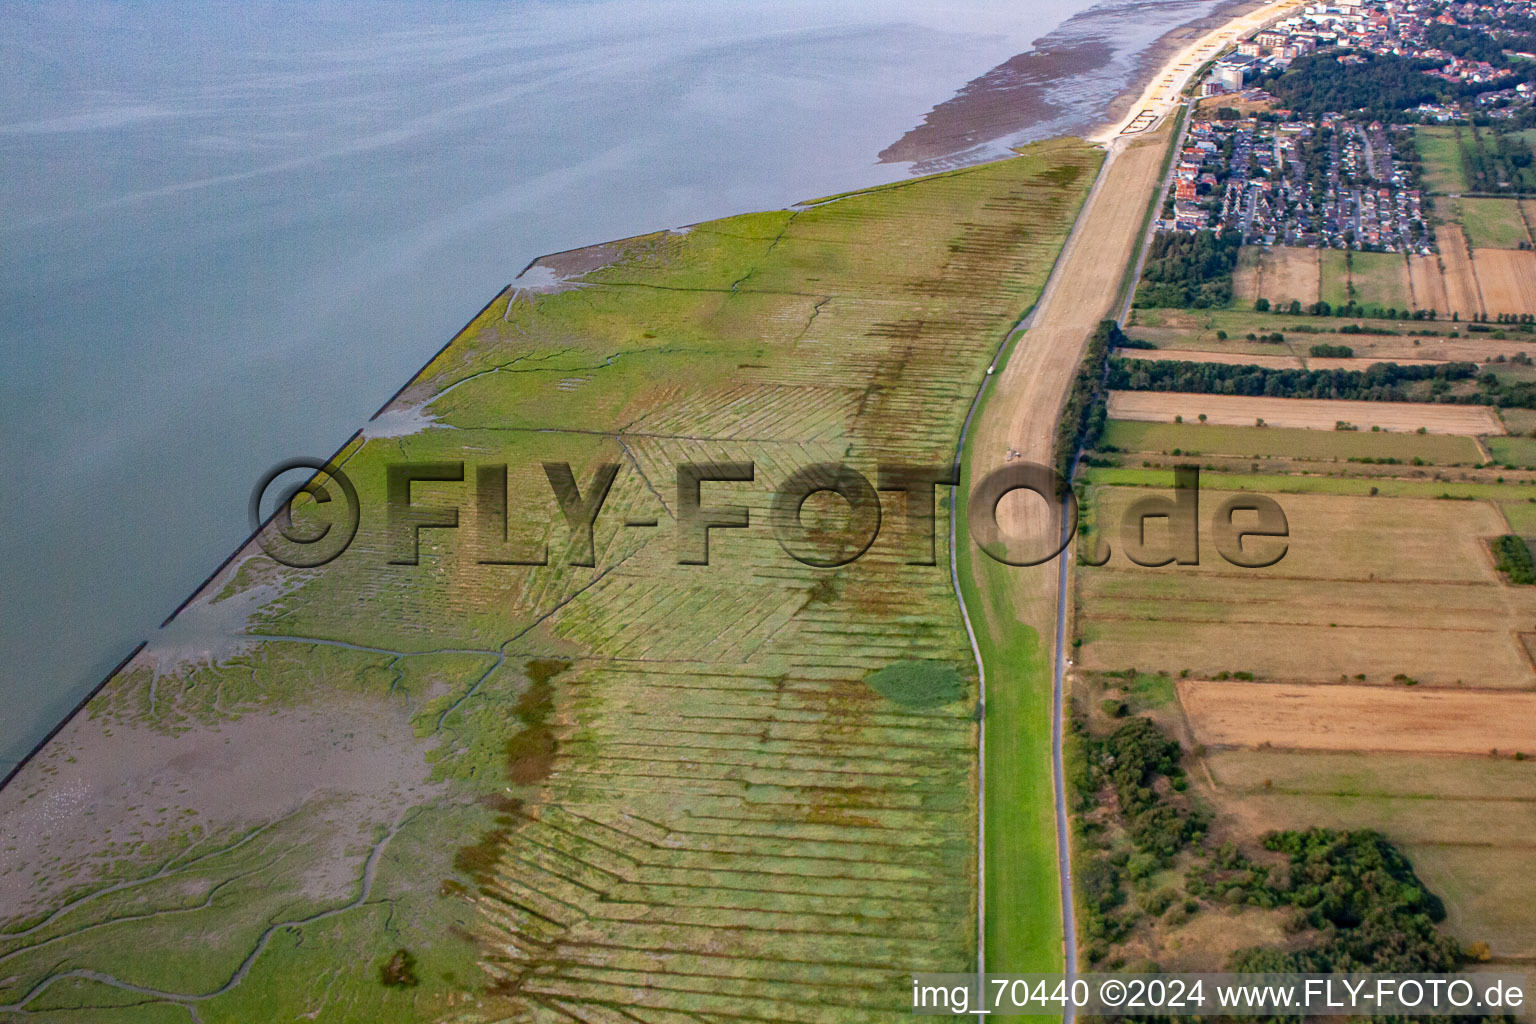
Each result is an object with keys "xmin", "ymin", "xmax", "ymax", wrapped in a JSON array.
[
  {"xmin": 878, "ymin": 34, "xmax": 1115, "ymax": 165},
  {"xmin": 0, "ymin": 676, "xmax": 442, "ymax": 920},
  {"xmin": 879, "ymin": 0, "xmax": 1266, "ymax": 169}
]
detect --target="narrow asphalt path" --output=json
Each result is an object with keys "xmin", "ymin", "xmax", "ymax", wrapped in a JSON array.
[{"xmin": 1052, "ymin": 474, "xmax": 1078, "ymax": 1022}]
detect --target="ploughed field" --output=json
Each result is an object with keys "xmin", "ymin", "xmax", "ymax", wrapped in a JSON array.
[
  {"xmin": 0, "ymin": 140, "xmax": 1099, "ymax": 1021},
  {"xmin": 1105, "ymin": 391, "xmax": 1502, "ymax": 434}
]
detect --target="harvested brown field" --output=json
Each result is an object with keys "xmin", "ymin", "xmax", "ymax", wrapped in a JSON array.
[
  {"xmin": 1304, "ymin": 355, "xmax": 1445, "ymax": 369},
  {"xmin": 1237, "ymin": 246, "xmax": 1319, "ymax": 307},
  {"xmin": 1124, "ymin": 325, "xmax": 1309, "ymax": 356},
  {"xmin": 1076, "ymin": 490, "xmax": 1536, "ymax": 686},
  {"xmin": 1471, "ymin": 247, "xmax": 1536, "ymax": 316},
  {"xmin": 1105, "ymin": 390, "xmax": 1504, "ymax": 434},
  {"xmin": 1231, "ymin": 246, "xmax": 1263, "ymax": 304},
  {"xmin": 1439, "ymin": 226, "xmax": 1484, "ymax": 318},
  {"xmin": 1304, "ymin": 333, "xmax": 1530, "ymax": 364},
  {"xmin": 1179, "ymin": 680, "xmax": 1536, "ymax": 755},
  {"xmin": 1407, "ymin": 254, "xmax": 1450, "ymax": 314},
  {"xmin": 1120, "ymin": 348, "xmax": 1301, "ymax": 368}
]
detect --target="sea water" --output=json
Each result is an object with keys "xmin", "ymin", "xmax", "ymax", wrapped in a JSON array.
[{"xmin": 0, "ymin": 0, "xmax": 1234, "ymax": 766}]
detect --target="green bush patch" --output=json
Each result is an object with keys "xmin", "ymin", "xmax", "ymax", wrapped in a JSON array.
[
  {"xmin": 863, "ymin": 660, "xmax": 966, "ymax": 707},
  {"xmin": 1492, "ymin": 534, "xmax": 1536, "ymax": 584}
]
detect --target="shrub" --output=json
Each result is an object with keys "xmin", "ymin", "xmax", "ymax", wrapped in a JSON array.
[
  {"xmin": 380, "ymin": 948, "xmax": 420, "ymax": 988},
  {"xmin": 864, "ymin": 659, "xmax": 966, "ymax": 706},
  {"xmin": 1309, "ymin": 343, "xmax": 1354, "ymax": 358},
  {"xmin": 1491, "ymin": 535, "xmax": 1536, "ymax": 585}
]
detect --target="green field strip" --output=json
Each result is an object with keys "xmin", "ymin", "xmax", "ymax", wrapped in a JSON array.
[
  {"xmin": 1082, "ymin": 466, "xmax": 1536, "ymax": 501},
  {"xmin": 1320, "ymin": 249, "xmax": 1351, "ymax": 307},
  {"xmin": 1099, "ymin": 419, "xmax": 1482, "ymax": 463},
  {"xmin": 1460, "ymin": 197, "xmax": 1530, "ymax": 249},
  {"xmin": 1415, "ymin": 126, "xmax": 1469, "ymax": 194}
]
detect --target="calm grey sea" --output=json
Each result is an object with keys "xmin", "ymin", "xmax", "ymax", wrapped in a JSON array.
[{"xmin": 0, "ymin": 0, "xmax": 1228, "ymax": 767}]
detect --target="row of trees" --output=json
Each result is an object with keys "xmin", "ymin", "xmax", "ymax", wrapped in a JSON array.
[
  {"xmin": 1053, "ymin": 320, "xmax": 1120, "ymax": 485},
  {"xmin": 1106, "ymin": 357, "xmax": 1476, "ymax": 400},
  {"xmin": 1257, "ymin": 297, "xmax": 1443, "ymax": 321},
  {"xmin": 1453, "ymin": 124, "xmax": 1536, "ymax": 193}
]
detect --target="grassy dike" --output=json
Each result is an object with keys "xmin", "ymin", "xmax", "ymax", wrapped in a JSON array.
[
  {"xmin": 960, "ymin": 543, "xmax": 1062, "ymax": 976},
  {"xmin": 955, "ymin": 314, "xmax": 1065, "ymax": 982}
]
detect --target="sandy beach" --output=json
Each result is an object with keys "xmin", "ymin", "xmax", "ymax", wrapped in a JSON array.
[
  {"xmin": 1094, "ymin": 0, "xmax": 1268, "ymax": 135},
  {"xmin": 1093, "ymin": 0, "xmax": 1309, "ymax": 141}
]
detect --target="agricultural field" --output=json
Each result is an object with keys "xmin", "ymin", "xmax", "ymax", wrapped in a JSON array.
[
  {"xmin": 1501, "ymin": 406, "xmax": 1536, "ymax": 435},
  {"xmin": 1076, "ymin": 486, "xmax": 1536, "ymax": 684},
  {"xmin": 1229, "ymin": 245, "xmax": 1319, "ymax": 308},
  {"xmin": 1458, "ymin": 197, "xmax": 1530, "ymax": 249},
  {"xmin": 1472, "ymin": 248, "xmax": 1536, "ymax": 317},
  {"xmin": 1179, "ymin": 681, "xmax": 1536, "ymax": 755},
  {"xmin": 1230, "ymin": 245, "xmax": 1262, "ymax": 307},
  {"xmin": 1304, "ymin": 355, "xmax": 1446, "ymax": 369},
  {"xmin": 1347, "ymin": 251, "xmax": 1414, "ymax": 311},
  {"xmin": 1072, "ymin": 469, "xmax": 1536, "ymax": 959},
  {"xmin": 1227, "ymin": 247, "xmax": 1415, "ymax": 315},
  {"xmin": 1489, "ymin": 435, "xmax": 1536, "ymax": 468},
  {"xmin": 1132, "ymin": 306, "xmax": 1469, "ymax": 346},
  {"xmin": 1105, "ymin": 390, "xmax": 1503, "ymax": 434},
  {"xmin": 1407, "ymin": 253, "xmax": 1451, "ymax": 313},
  {"xmin": 1439, "ymin": 226, "xmax": 1485, "ymax": 318},
  {"xmin": 1083, "ymin": 465, "xmax": 1536, "ymax": 501},
  {"xmin": 1097, "ymin": 418, "xmax": 1482, "ymax": 463},
  {"xmin": 1118, "ymin": 347, "xmax": 1302, "ymax": 367},
  {"xmin": 1319, "ymin": 249, "xmax": 1350, "ymax": 308},
  {"xmin": 1307, "ymin": 332, "xmax": 1534, "ymax": 363},
  {"xmin": 1415, "ymin": 126, "xmax": 1469, "ymax": 194},
  {"xmin": 0, "ymin": 138, "xmax": 1102, "ymax": 1021}
]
